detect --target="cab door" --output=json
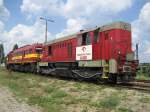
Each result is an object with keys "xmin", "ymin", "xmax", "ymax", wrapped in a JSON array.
[
  {"xmin": 67, "ymin": 43, "xmax": 72, "ymax": 60},
  {"xmin": 92, "ymin": 29, "xmax": 100, "ymax": 60},
  {"xmin": 104, "ymin": 32, "xmax": 109, "ymax": 60},
  {"xmin": 35, "ymin": 48, "xmax": 42, "ymax": 60}
]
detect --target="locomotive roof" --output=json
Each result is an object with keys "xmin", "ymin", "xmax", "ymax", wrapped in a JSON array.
[
  {"xmin": 45, "ymin": 21, "xmax": 131, "ymax": 45},
  {"xmin": 12, "ymin": 43, "xmax": 42, "ymax": 53}
]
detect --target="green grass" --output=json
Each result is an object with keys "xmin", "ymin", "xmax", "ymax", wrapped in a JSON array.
[
  {"xmin": 74, "ymin": 83, "xmax": 82, "ymax": 89},
  {"xmin": 44, "ymin": 86, "xmax": 56, "ymax": 93},
  {"xmin": 118, "ymin": 107, "xmax": 133, "ymax": 112},
  {"xmin": 81, "ymin": 107, "xmax": 88, "ymax": 112},
  {"xmin": 139, "ymin": 96, "xmax": 150, "ymax": 103},
  {"xmin": 92, "ymin": 94, "xmax": 120, "ymax": 109},
  {"xmin": 28, "ymin": 95, "xmax": 64, "ymax": 112},
  {"xmin": 0, "ymin": 67, "xmax": 150, "ymax": 112},
  {"xmin": 136, "ymin": 72, "xmax": 150, "ymax": 80},
  {"xmin": 0, "ymin": 68, "xmax": 68, "ymax": 112}
]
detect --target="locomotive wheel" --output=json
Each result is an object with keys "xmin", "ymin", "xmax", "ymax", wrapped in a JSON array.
[
  {"xmin": 29, "ymin": 63, "xmax": 37, "ymax": 74},
  {"xmin": 96, "ymin": 76, "xmax": 105, "ymax": 84},
  {"xmin": 108, "ymin": 74, "xmax": 117, "ymax": 84}
]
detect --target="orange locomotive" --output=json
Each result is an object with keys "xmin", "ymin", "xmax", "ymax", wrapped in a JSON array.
[{"xmin": 6, "ymin": 43, "xmax": 43, "ymax": 73}]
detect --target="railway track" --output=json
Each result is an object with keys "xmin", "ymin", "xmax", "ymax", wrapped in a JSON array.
[
  {"xmin": 135, "ymin": 79, "xmax": 150, "ymax": 83},
  {"xmin": 117, "ymin": 80, "xmax": 150, "ymax": 92}
]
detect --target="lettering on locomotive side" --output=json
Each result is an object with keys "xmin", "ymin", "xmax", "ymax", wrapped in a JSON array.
[{"xmin": 76, "ymin": 45, "xmax": 92, "ymax": 60}]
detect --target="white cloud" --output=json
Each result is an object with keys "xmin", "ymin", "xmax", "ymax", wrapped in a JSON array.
[
  {"xmin": 21, "ymin": 0, "xmax": 133, "ymax": 18},
  {"xmin": 0, "ymin": 0, "xmax": 9, "ymax": 33},
  {"xmin": 0, "ymin": 19, "xmax": 51, "ymax": 54},
  {"xmin": 2, "ymin": 0, "xmax": 150, "ymax": 63},
  {"xmin": 3, "ymin": 20, "xmax": 52, "ymax": 53},
  {"xmin": 0, "ymin": 0, "xmax": 54, "ymax": 54},
  {"xmin": 21, "ymin": 0, "xmax": 134, "ymax": 36},
  {"xmin": 21, "ymin": 0, "xmax": 63, "ymax": 18},
  {"xmin": 63, "ymin": 0, "xmax": 133, "ymax": 18},
  {"xmin": 139, "ymin": 2, "xmax": 150, "ymax": 28},
  {"xmin": 0, "ymin": 0, "xmax": 10, "ymax": 54},
  {"xmin": 132, "ymin": 2, "xmax": 150, "ymax": 62},
  {"xmin": 20, "ymin": 0, "xmax": 150, "ymax": 63},
  {"xmin": 0, "ymin": 0, "xmax": 2, "ymax": 6},
  {"xmin": 0, "ymin": 21, "xmax": 4, "ymax": 31},
  {"xmin": 56, "ymin": 18, "xmax": 87, "ymax": 38},
  {"xmin": 59, "ymin": 0, "xmax": 134, "ymax": 35},
  {"xmin": 0, "ymin": 0, "xmax": 10, "ymax": 21},
  {"xmin": 138, "ymin": 41, "xmax": 150, "ymax": 62},
  {"xmin": 143, "ymin": 41, "xmax": 150, "ymax": 55}
]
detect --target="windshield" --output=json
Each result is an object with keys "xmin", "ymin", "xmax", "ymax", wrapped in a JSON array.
[{"xmin": 36, "ymin": 48, "xmax": 42, "ymax": 54}]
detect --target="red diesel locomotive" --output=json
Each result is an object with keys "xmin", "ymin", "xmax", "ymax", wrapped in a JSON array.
[{"xmin": 7, "ymin": 22, "xmax": 139, "ymax": 83}]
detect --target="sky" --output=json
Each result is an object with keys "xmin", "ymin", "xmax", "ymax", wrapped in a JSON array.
[{"xmin": 0, "ymin": 0, "xmax": 150, "ymax": 62}]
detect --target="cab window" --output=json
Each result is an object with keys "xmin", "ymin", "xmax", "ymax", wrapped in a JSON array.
[
  {"xmin": 48, "ymin": 46, "xmax": 52, "ymax": 56},
  {"xmin": 77, "ymin": 35, "xmax": 82, "ymax": 46},
  {"xmin": 105, "ymin": 32, "xmax": 109, "ymax": 40},
  {"xmin": 94, "ymin": 29, "xmax": 99, "ymax": 43},
  {"xmin": 36, "ymin": 48, "xmax": 42, "ymax": 54},
  {"xmin": 82, "ymin": 33, "xmax": 91, "ymax": 45}
]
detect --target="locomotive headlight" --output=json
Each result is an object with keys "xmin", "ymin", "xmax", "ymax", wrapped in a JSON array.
[
  {"xmin": 126, "ymin": 53, "xmax": 134, "ymax": 61},
  {"xmin": 123, "ymin": 66, "xmax": 131, "ymax": 72}
]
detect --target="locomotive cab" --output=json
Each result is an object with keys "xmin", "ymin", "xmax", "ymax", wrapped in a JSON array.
[{"xmin": 75, "ymin": 22, "xmax": 139, "ymax": 83}]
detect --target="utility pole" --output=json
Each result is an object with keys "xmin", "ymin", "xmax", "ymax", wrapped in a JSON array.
[
  {"xmin": 136, "ymin": 43, "xmax": 139, "ymax": 60},
  {"xmin": 40, "ymin": 17, "xmax": 54, "ymax": 43}
]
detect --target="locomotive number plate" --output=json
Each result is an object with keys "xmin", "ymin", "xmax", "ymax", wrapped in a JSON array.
[{"xmin": 76, "ymin": 45, "xmax": 92, "ymax": 60}]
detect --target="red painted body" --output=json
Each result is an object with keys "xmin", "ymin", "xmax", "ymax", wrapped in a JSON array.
[
  {"xmin": 6, "ymin": 22, "xmax": 138, "ymax": 82},
  {"xmin": 41, "ymin": 29, "xmax": 132, "ymax": 63},
  {"xmin": 7, "ymin": 44, "xmax": 43, "ymax": 64}
]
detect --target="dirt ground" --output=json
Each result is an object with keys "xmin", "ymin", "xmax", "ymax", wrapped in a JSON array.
[{"xmin": 0, "ymin": 86, "xmax": 41, "ymax": 112}]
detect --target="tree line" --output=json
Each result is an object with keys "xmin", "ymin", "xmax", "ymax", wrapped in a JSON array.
[
  {"xmin": 0, "ymin": 44, "xmax": 18, "ymax": 64},
  {"xmin": 0, "ymin": 44, "xmax": 5, "ymax": 64}
]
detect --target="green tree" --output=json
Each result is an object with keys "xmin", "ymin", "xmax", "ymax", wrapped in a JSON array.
[
  {"xmin": 13, "ymin": 44, "xmax": 18, "ymax": 50},
  {"xmin": 0, "ymin": 44, "xmax": 5, "ymax": 64}
]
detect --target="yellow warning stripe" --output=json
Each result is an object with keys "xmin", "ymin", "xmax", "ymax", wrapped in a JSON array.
[
  {"xmin": 24, "ymin": 54, "xmax": 42, "ymax": 59},
  {"xmin": 12, "ymin": 56, "xmax": 22, "ymax": 60},
  {"xmin": 12, "ymin": 54, "xmax": 42, "ymax": 61}
]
